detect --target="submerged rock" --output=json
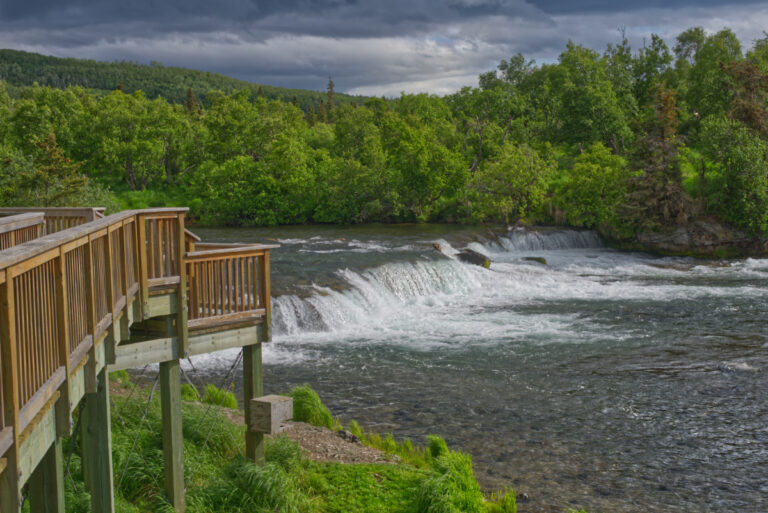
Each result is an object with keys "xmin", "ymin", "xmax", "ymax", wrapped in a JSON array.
[
  {"xmin": 456, "ymin": 249, "xmax": 491, "ymax": 268},
  {"xmin": 522, "ymin": 256, "xmax": 547, "ymax": 265}
]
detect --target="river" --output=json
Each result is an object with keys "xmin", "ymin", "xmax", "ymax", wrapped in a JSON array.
[{"xmin": 180, "ymin": 224, "xmax": 768, "ymax": 513}]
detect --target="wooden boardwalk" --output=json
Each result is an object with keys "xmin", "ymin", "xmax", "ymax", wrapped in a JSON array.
[{"xmin": 0, "ymin": 207, "xmax": 277, "ymax": 513}]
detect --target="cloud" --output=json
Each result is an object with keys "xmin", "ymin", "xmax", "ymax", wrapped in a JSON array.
[{"xmin": 0, "ymin": 0, "xmax": 767, "ymax": 95}]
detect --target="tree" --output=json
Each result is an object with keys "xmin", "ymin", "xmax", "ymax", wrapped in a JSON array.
[
  {"xmin": 721, "ymin": 59, "xmax": 768, "ymax": 135},
  {"xmin": 554, "ymin": 42, "xmax": 632, "ymax": 150},
  {"xmin": 184, "ymin": 87, "xmax": 200, "ymax": 113},
  {"xmin": 9, "ymin": 131, "xmax": 88, "ymax": 206},
  {"xmin": 674, "ymin": 27, "xmax": 706, "ymax": 67},
  {"xmin": 633, "ymin": 34, "xmax": 673, "ymax": 104},
  {"xmin": 625, "ymin": 85, "xmax": 693, "ymax": 230},
  {"xmin": 326, "ymin": 76, "xmax": 335, "ymax": 112},
  {"xmin": 700, "ymin": 115, "xmax": 768, "ymax": 234},
  {"xmin": 685, "ymin": 29, "xmax": 742, "ymax": 119},
  {"xmin": 556, "ymin": 142, "xmax": 631, "ymax": 229},
  {"xmin": 470, "ymin": 142, "xmax": 553, "ymax": 222}
]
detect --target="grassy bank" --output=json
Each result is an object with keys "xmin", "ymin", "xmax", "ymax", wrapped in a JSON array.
[{"xmin": 54, "ymin": 378, "xmax": 586, "ymax": 513}]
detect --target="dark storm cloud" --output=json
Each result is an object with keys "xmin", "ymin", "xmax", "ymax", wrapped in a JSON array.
[
  {"xmin": 0, "ymin": 0, "xmax": 767, "ymax": 94},
  {"xmin": 1, "ymin": 0, "xmax": 544, "ymax": 41}
]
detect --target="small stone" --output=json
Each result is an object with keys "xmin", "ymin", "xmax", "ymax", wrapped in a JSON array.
[{"xmin": 337, "ymin": 429, "xmax": 360, "ymax": 443}]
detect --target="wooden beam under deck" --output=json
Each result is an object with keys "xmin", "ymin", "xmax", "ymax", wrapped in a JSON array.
[{"xmin": 109, "ymin": 323, "xmax": 266, "ymax": 371}]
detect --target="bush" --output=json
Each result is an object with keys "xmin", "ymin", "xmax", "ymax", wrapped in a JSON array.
[
  {"xmin": 180, "ymin": 383, "xmax": 200, "ymax": 402},
  {"xmin": 416, "ymin": 450, "xmax": 485, "ymax": 513},
  {"xmin": 288, "ymin": 385, "xmax": 334, "ymax": 429},
  {"xmin": 485, "ymin": 488, "xmax": 517, "ymax": 513},
  {"xmin": 202, "ymin": 384, "xmax": 238, "ymax": 409}
]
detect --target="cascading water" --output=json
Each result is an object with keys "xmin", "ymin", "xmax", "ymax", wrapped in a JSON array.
[{"xmin": 188, "ymin": 224, "xmax": 768, "ymax": 513}]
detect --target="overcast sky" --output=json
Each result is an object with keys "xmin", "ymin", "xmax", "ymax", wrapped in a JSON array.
[{"xmin": 1, "ymin": 0, "xmax": 767, "ymax": 96}]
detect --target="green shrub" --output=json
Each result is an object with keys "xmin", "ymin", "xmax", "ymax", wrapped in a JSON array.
[
  {"xmin": 485, "ymin": 488, "xmax": 517, "ymax": 513},
  {"xmin": 180, "ymin": 383, "xmax": 200, "ymax": 402},
  {"xmin": 288, "ymin": 385, "xmax": 334, "ymax": 429},
  {"xmin": 428, "ymin": 435, "xmax": 449, "ymax": 459},
  {"xmin": 202, "ymin": 384, "xmax": 238, "ymax": 409},
  {"xmin": 416, "ymin": 451, "xmax": 485, "ymax": 513}
]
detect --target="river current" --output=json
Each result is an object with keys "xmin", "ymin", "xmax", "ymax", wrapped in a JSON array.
[{"xmin": 184, "ymin": 224, "xmax": 768, "ymax": 513}]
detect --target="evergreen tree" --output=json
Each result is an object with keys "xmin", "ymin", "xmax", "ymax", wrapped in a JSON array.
[
  {"xmin": 15, "ymin": 131, "xmax": 88, "ymax": 206},
  {"xmin": 184, "ymin": 87, "xmax": 200, "ymax": 113},
  {"xmin": 327, "ymin": 76, "xmax": 335, "ymax": 112},
  {"xmin": 318, "ymin": 99, "xmax": 328, "ymax": 123},
  {"xmin": 721, "ymin": 59, "xmax": 768, "ymax": 136}
]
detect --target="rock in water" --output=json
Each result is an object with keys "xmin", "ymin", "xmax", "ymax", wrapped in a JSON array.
[
  {"xmin": 522, "ymin": 256, "xmax": 547, "ymax": 265},
  {"xmin": 456, "ymin": 249, "xmax": 491, "ymax": 268}
]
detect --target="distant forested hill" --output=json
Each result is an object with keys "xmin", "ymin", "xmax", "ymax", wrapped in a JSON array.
[{"xmin": 0, "ymin": 49, "xmax": 365, "ymax": 109}]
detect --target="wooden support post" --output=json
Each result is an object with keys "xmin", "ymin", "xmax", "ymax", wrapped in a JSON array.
[
  {"xmin": 160, "ymin": 359, "xmax": 185, "ymax": 512},
  {"xmin": 243, "ymin": 342, "xmax": 264, "ymax": 465},
  {"xmin": 80, "ymin": 368, "xmax": 114, "ymax": 513},
  {"xmin": 0, "ymin": 276, "xmax": 22, "ymax": 513},
  {"xmin": 28, "ymin": 438, "xmax": 65, "ymax": 513}
]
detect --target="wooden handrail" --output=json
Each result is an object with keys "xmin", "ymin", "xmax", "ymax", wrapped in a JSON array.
[
  {"xmin": 0, "ymin": 214, "xmax": 45, "ymax": 251},
  {"xmin": 186, "ymin": 245, "xmax": 274, "ymax": 330},
  {"xmin": 0, "ymin": 207, "xmax": 107, "ymax": 235},
  {"xmin": 0, "ymin": 213, "xmax": 44, "ymax": 235}
]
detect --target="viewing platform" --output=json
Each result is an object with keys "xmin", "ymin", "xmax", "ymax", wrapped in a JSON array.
[{"xmin": 0, "ymin": 207, "xmax": 277, "ymax": 513}]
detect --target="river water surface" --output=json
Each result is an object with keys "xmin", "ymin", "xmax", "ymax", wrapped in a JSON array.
[{"xmin": 185, "ymin": 225, "xmax": 768, "ymax": 513}]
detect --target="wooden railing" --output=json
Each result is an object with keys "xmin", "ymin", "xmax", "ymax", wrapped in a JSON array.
[
  {"xmin": 0, "ymin": 213, "xmax": 45, "ymax": 251},
  {"xmin": 0, "ymin": 208, "xmax": 275, "ymax": 467},
  {"xmin": 0, "ymin": 207, "xmax": 105, "ymax": 234},
  {"xmin": 0, "ymin": 209, "xmax": 180, "ymax": 464},
  {"xmin": 186, "ymin": 244, "xmax": 276, "ymax": 330}
]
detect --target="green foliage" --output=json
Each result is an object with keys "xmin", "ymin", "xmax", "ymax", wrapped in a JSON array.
[
  {"xmin": 699, "ymin": 115, "xmax": 768, "ymax": 234},
  {"xmin": 416, "ymin": 450, "xmax": 485, "ymax": 513},
  {"xmin": 288, "ymin": 385, "xmax": 335, "ymax": 429},
  {"xmin": 202, "ymin": 384, "xmax": 238, "ymax": 409},
  {"xmin": 180, "ymin": 384, "xmax": 200, "ymax": 402},
  {"xmin": 0, "ymin": 49, "xmax": 365, "ymax": 110},
  {"xmin": 470, "ymin": 143, "xmax": 554, "ymax": 222},
  {"xmin": 484, "ymin": 488, "xmax": 517, "ymax": 513},
  {"xmin": 556, "ymin": 143, "xmax": 631, "ymax": 229},
  {"xmin": 4, "ymin": 28, "xmax": 768, "ymax": 237}
]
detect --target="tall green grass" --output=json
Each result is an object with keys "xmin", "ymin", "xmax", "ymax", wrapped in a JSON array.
[
  {"xmin": 288, "ymin": 385, "xmax": 336, "ymax": 429},
  {"xmin": 201, "ymin": 384, "xmax": 237, "ymax": 409}
]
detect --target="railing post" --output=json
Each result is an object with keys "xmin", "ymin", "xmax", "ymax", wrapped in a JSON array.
[
  {"xmin": 103, "ymin": 230, "xmax": 116, "ymax": 364},
  {"xmin": 243, "ymin": 342, "xmax": 264, "ymax": 465},
  {"xmin": 54, "ymin": 251, "xmax": 72, "ymax": 436},
  {"xmin": 175, "ymin": 214, "xmax": 189, "ymax": 358},
  {"xmin": 258, "ymin": 251, "xmax": 271, "ymax": 341},
  {"xmin": 0, "ymin": 273, "xmax": 21, "ymax": 512},
  {"xmin": 136, "ymin": 215, "xmax": 149, "ymax": 319},
  {"xmin": 84, "ymin": 235, "xmax": 98, "ymax": 394},
  {"xmin": 118, "ymin": 224, "xmax": 131, "ymax": 341}
]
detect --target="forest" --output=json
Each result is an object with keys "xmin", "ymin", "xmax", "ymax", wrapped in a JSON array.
[{"xmin": 1, "ymin": 27, "xmax": 768, "ymax": 239}]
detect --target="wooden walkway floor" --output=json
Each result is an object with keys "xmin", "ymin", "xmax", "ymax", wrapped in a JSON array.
[{"xmin": 0, "ymin": 207, "xmax": 277, "ymax": 513}]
